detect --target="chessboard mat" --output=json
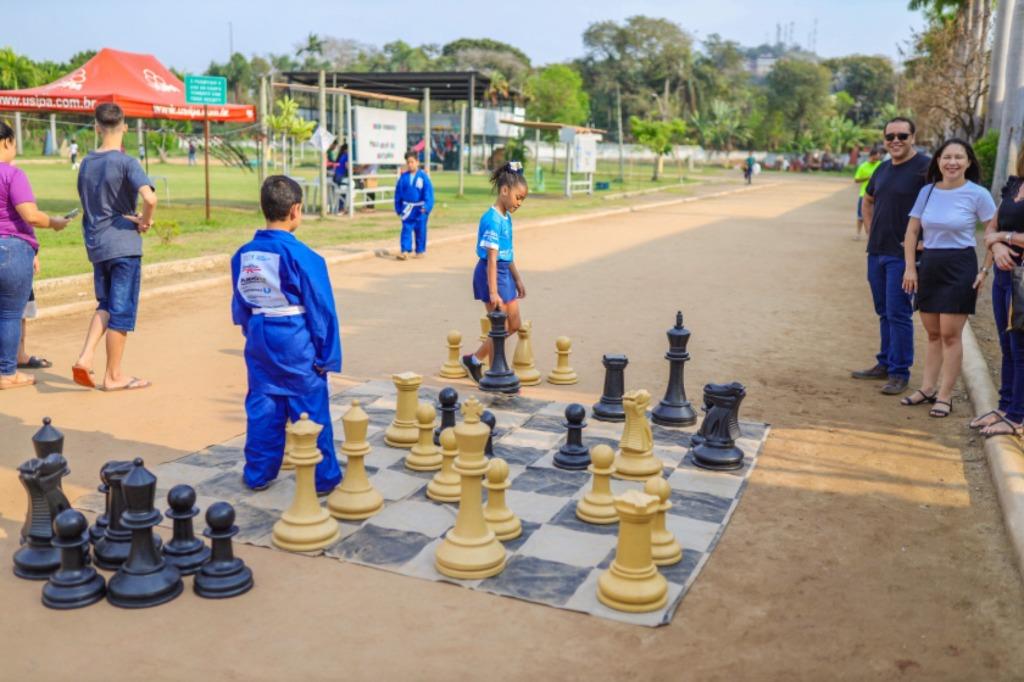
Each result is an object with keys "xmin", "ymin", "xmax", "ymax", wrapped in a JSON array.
[{"xmin": 75, "ymin": 380, "xmax": 770, "ymax": 627}]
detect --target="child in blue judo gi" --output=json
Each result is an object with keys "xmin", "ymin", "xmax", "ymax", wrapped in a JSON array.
[
  {"xmin": 394, "ymin": 149, "xmax": 434, "ymax": 260},
  {"xmin": 231, "ymin": 175, "xmax": 343, "ymax": 494}
]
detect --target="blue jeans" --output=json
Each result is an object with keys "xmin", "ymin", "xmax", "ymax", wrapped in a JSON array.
[
  {"xmin": 0, "ymin": 236, "xmax": 35, "ymax": 376},
  {"xmin": 992, "ymin": 269, "xmax": 1024, "ymax": 423},
  {"xmin": 867, "ymin": 254, "xmax": 914, "ymax": 379},
  {"xmin": 400, "ymin": 212, "xmax": 428, "ymax": 254},
  {"xmin": 93, "ymin": 256, "xmax": 142, "ymax": 332}
]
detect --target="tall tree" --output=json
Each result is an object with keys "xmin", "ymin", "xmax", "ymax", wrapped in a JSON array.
[
  {"xmin": 525, "ymin": 65, "xmax": 590, "ymax": 125},
  {"xmin": 630, "ymin": 117, "xmax": 687, "ymax": 179},
  {"xmin": 765, "ymin": 59, "xmax": 833, "ymax": 142},
  {"xmin": 822, "ymin": 55, "xmax": 897, "ymax": 124}
]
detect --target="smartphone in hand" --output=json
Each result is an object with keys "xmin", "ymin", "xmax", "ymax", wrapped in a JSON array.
[{"xmin": 64, "ymin": 207, "xmax": 80, "ymax": 220}]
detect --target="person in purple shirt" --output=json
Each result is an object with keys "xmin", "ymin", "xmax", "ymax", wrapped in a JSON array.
[{"xmin": 0, "ymin": 121, "xmax": 70, "ymax": 390}]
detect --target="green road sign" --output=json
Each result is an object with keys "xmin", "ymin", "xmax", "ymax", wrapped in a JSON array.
[{"xmin": 185, "ymin": 75, "xmax": 227, "ymax": 105}]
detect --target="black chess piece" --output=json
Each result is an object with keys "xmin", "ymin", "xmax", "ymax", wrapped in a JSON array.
[
  {"xmin": 163, "ymin": 485, "xmax": 211, "ymax": 576},
  {"xmin": 32, "ymin": 417, "xmax": 65, "ymax": 459},
  {"xmin": 433, "ymin": 387, "xmax": 460, "ymax": 445},
  {"xmin": 13, "ymin": 453, "xmax": 71, "ymax": 580},
  {"xmin": 88, "ymin": 478, "xmax": 110, "ymax": 546},
  {"xmin": 651, "ymin": 312, "xmax": 698, "ymax": 427},
  {"xmin": 93, "ymin": 461, "xmax": 133, "ymax": 569},
  {"xmin": 690, "ymin": 383, "xmax": 747, "ymax": 471},
  {"xmin": 478, "ymin": 311, "xmax": 521, "ymax": 394},
  {"xmin": 42, "ymin": 509, "xmax": 106, "ymax": 610},
  {"xmin": 592, "ymin": 354, "xmax": 629, "ymax": 422},
  {"xmin": 107, "ymin": 458, "xmax": 183, "ymax": 609},
  {"xmin": 481, "ymin": 410, "xmax": 496, "ymax": 457},
  {"xmin": 553, "ymin": 403, "xmax": 590, "ymax": 470},
  {"xmin": 194, "ymin": 502, "xmax": 254, "ymax": 599}
]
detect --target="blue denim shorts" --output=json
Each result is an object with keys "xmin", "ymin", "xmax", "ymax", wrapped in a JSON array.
[{"xmin": 93, "ymin": 256, "xmax": 142, "ymax": 332}]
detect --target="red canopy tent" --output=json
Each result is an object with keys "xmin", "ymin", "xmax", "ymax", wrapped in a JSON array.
[{"xmin": 0, "ymin": 48, "xmax": 255, "ymax": 122}]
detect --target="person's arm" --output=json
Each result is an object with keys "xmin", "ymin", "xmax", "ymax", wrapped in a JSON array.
[
  {"xmin": 509, "ymin": 261, "xmax": 526, "ymax": 299},
  {"xmin": 14, "ymin": 202, "xmax": 68, "ymax": 231},
  {"xmin": 123, "ymin": 161, "xmax": 157, "ymax": 233},
  {"xmin": 394, "ymin": 175, "xmax": 403, "ymax": 215},
  {"xmin": 902, "ymin": 217, "xmax": 922, "ymax": 294},
  {"xmin": 230, "ymin": 253, "xmax": 252, "ymax": 337},
  {"xmin": 300, "ymin": 256, "xmax": 342, "ymax": 375},
  {"xmin": 487, "ymin": 249, "xmax": 501, "ymax": 308},
  {"xmin": 423, "ymin": 173, "xmax": 435, "ymax": 215},
  {"xmin": 861, "ymin": 194, "xmax": 874, "ymax": 235}
]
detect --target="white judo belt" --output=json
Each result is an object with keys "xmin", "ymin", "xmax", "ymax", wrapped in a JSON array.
[
  {"xmin": 253, "ymin": 305, "xmax": 306, "ymax": 317},
  {"xmin": 401, "ymin": 201, "xmax": 424, "ymax": 220}
]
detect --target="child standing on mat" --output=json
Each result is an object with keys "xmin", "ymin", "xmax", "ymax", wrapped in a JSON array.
[
  {"xmin": 461, "ymin": 162, "xmax": 528, "ymax": 383},
  {"xmin": 394, "ymin": 150, "xmax": 434, "ymax": 260},
  {"xmin": 231, "ymin": 175, "xmax": 343, "ymax": 494}
]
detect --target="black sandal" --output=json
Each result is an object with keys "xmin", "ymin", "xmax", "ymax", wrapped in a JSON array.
[
  {"xmin": 970, "ymin": 409, "xmax": 1004, "ymax": 429},
  {"xmin": 981, "ymin": 416, "xmax": 1023, "ymax": 438},
  {"xmin": 929, "ymin": 400, "xmax": 953, "ymax": 418},
  {"xmin": 900, "ymin": 389, "xmax": 937, "ymax": 406}
]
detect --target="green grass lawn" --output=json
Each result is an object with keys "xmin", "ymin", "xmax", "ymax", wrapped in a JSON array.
[{"xmin": 20, "ymin": 157, "xmax": 724, "ymax": 280}]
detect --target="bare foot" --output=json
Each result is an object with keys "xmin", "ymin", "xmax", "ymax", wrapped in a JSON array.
[
  {"xmin": 102, "ymin": 377, "xmax": 152, "ymax": 392},
  {"xmin": 0, "ymin": 372, "xmax": 36, "ymax": 390}
]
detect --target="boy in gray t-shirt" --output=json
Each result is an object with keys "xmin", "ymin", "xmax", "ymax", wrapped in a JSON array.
[{"xmin": 71, "ymin": 103, "xmax": 157, "ymax": 391}]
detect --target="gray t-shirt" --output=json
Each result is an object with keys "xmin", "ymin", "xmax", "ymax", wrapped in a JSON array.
[{"xmin": 77, "ymin": 150, "xmax": 153, "ymax": 263}]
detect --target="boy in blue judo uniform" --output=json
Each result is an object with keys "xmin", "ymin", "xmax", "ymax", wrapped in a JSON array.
[
  {"xmin": 231, "ymin": 175, "xmax": 343, "ymax": 494},
  {"xmin": 394, "ymin": 150, "xmax": 434, "ymax": 260}
]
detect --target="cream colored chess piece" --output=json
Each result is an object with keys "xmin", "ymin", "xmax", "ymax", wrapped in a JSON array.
[
  {"xmin": 576, "ymin": 444, "xmax": 618, "ymax": 524},
  {"xmin": 644, "ymin": 477, "xmax": 682, "ymax": 566},
  {"xmin": 406, "ymin": 403, "xmax": 443, "ymax": 471},
  {"xmin": 597, "ymin": 489, "xmax": 668, "ymax": 613},
  {"xmin": 483, "ymin": 458, "xmax": 521, "ymax": 541},
  {"xmin": 327, "ymin": 400, "xmax": 384, "ymax": 521},
  {"xmin": 435, "ymin": 397, "xmax": 507, "ymax": 579},
  {"xmin": 280, "ymin": 418, "xmax": 296, "ymax": 471},
  {"xmin": 427, "ymin": 427, "xmax": 461, "ymax": 502},
  {"xmin": 272, "ymin": 414, "xmax": 341, "ymax": 552},
  {"xmin": 614, "ymin": 390, "xmax": 664, "ymax": 480},
  {"xmin": 512, "ymin": 321, "xmax": 542, "ymax": 386},
  {"xmin": 384, "ymin": 372, "xmax": 422, "ymax": 448},
  {"xmin": 546, "ymin": 336, "xmax": 578, "ymax": 385},
  {"xmin": 440, "ymin": 330, "xmax": 468, "ymax": 379}
]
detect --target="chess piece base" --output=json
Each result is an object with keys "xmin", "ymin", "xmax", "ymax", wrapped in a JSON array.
[
  {"xmin": 12, "ymin": 544, "xmax": 60, "ymax": 580},
  {"xmin": 94, "ymin": 533, "xmax": 161, "ymax": 571},
  {"xmin": 88, "ymin": 518, "xmax": 107, "ymax": 545},
  {"xmin": 405, "ymin": 453, "xmax": 442, "ymax": 471},
  {"xmin": 592, "ymin": 401, "xmax": 625, "ymax": 422},
  {"xmin": 426, "ymin": 477, "xmax": 461, "ymax": 503},
  {"xmin": 42, "ymin": 571, "xmax": 106, "ymax": 609},
  {"xmin": 692, "ymin": 444, "xmax": 744, "ymax": 471},
  {"xmin": 651, "ymin": 402, "xmax": 698, "ymax": 427},
  {"xmin": 194, "ymin": 562, "xmax": 254, "ymax": 599},
  {"xmin": 435, "ymin": 531, "xmax": 506, "ymax": 579},
  {"xmin": 163, "ymin": 540, "xmax": 212, "ymax": 576},
  {"xmin": 597, "ymin": 562, "xmax": 668, "ymax": 613},
  {"xmin": 440, "ymin": 363, "xmax": 468, "ymax": 379},
  {"xmin": 546, "ymin": 370, "xmax": 578, "ymax": 385},
  {"xmin": 576, "ymin": 496, "xmax": 618, "ymax": 525},
  {"xmin": 613, "ymin": 454, "xmax": 665, "ymax": 481},
  {"xmin": 107, "ymin": 565, "xmax": 184, "ymax": 609},
  {"xmin": 478, "ymin": 372, "xmax": 521, "ymax": 394},
  {"xmin": 553, "ymin": 445, "xmax": 590, "ymax": 470},
  {"xmin": 384, "ymin": 425, "xmax": 419, "ymax": 449},
  {"xmin": 327, "ymin": 486, "xmax": 384, "ymax": 520},
  {"xmin": 652, "ymin": 532, "xmax": 683, "ymax": 566},
  {"xmin": 484, "ymin": 510, "xmax": 522, "ymax": 541},
  {"xmin": 515, "ymin": 368, "xmax": 542, "ymax": 386},
  {"xmin": 272, "ymin": 512, "xmax": 341, "ymax": 553}
]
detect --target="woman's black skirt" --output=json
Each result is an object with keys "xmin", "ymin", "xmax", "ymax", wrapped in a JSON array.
[{"xmin": 918, "ymin": 247, "xmax": 977, "ymax": 315}]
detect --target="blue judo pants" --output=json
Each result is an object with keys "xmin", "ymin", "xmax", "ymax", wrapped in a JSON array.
[
  {"xmin": 243, "ymin": 386, "xmax": 342, "ymax": 492},
  {"xmin": 400, "ymin": 213, "xmax": 428, "ymax": 254}
]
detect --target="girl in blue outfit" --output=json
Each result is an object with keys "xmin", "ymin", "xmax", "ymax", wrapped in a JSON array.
[{"xmin": 461, "ymin": 162, "xmax": 528, "ymax": 383}]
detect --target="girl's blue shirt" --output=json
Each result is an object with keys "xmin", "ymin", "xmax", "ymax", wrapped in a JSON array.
[{"xmin": 475, "ymin": 206, "xmax": 514, "ymax": 261}]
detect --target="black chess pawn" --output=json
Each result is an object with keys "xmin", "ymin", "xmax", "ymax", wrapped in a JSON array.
[
  {"xmin": 32, "ymin": 417, "xmax": 65, "ymax": 459},
  {"xmin": 42, "ymin": 509, "xmax": 106, "ymax": 610},
  {"xmin": 481, "ymin": 410, "xmax": 496, "ymax": 457},
  {"xmin": 690, "ymin": 383, "xmax": 747, "ymax": 471},
  {"xmin": 163, "ymin": 485, "xmax": 211, "ymax": 576},
  {"xmin": 13, "ymin": 453, "xmax": 71, "ymax": 580},
  {"xmin": 194, "ymin": 502, "xmax": 254, "ymax": 599},
  {"xmin": 553, "ymin": 403, "xmax": 590, "ymax": 470},
  {"xmin": 433, "ymin": 387, "xmax": 460, "ymax": 446},
  {"xmin": 478, "ymin": 311, "xmax": 521, "ymax": 394},
  {"xmin": 106, "ymin": 458, "xmax": 183, "ymax": 609},
  {"xmin": 651, "ymin": 312, "xmax": 697, "ymax": 427},
  {"xmin": 592, "ymin": 354, "xmax": 629, "ymax": 422}
]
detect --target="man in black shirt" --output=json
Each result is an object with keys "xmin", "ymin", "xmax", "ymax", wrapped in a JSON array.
[{"xmin": 853, "ymin": 117, "xmax": 931, "ymax": 394}]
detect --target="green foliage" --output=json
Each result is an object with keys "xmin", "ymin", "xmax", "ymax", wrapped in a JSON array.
[
  {"xmin": 689, "ymin": 100, "xmax": 748, "ymax": 152},
  {"xmin": 0, "ymin": 47, "xmax": 40, "ymax": 89},
  {"xmin": 502, "ymin": 138, "xmax": 529, "ymax": 165},
  {"xmin": 630, "ymin": 117, "xmax": 687, "ymax": 155},
  {"xmin": 816, "ymin": 116, "xmax": 871, "ymax": 153},
  {"xmin": 151, "ymin": 219, "xmax": 180, "ymax": 246},
  {"xmin": 975, "ymin": 129, "xmax": 999, "ymax": 188},
  {"xmin": 765, "ymin": 58, "xmax": 833, "ymax": 142},
  {"xmin": 525, "ymin": 65, "xmax": 590, "ymax": 135},
  {"xmin": 822, "ymin": 55, "xmax": 897, "ymax": 124}
]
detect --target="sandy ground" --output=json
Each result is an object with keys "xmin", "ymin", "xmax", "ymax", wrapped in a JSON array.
[{"xmin": 1, "ymin": 174, "xmax": 1022, "ymax": 681}]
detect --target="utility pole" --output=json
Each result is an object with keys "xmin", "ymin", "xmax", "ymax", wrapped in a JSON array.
[
  {"xmin": 318, "ymin": 70, "xmax": 327, "ymax": 219},
  {"xmin": 259, "ymin": 76, "xmax": 268, "ymax": 185},
  {"xmin": 423, "ymin": 87, "xmax": 431, "ymax": 176},
  {"xmin": 616, "ymin": 85, "xmax": 624, "ymax": 183},
  {"xmin": 993, "ymin": 0, "xmax": 1024, "ymax": 195},
  {"xmin": 989, "ymin": 0, "xmax": 1016, "ymax": 132}
]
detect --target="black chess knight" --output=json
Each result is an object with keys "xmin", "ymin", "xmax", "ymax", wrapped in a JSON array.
[{"xmin": 690, "ymin": 383, "xmax": 747, "ymax": 471}]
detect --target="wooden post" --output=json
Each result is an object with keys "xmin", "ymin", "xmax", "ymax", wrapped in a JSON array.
[
  {"xmin": 468, "ymin": 73, "xmax": 476, "ymax": 174},
  {"xmin": 423, "ymin": 87, "xmax": 431, "ymax": 175},
  {"xmin": 534, "ymin": 127, "xmax": 541, "ymax": 187},
  {"xmin": 204, "ymin": 105, "xmax": 211, "ymax": 222},
  {"xmin": 458, "ymin": 103, "xmax": 466, "ymax": 197},
  {"xmin": 49, "ymin": 113, "xmax": 57, "ymax": 156},
  {"xmin": 346, "ymin": 93, "xmax": 354, "ymax": 218},
  {"xmin": 616, "ymin": 86, "xmax": 625, "ymax": 183},
  {"xmin": 319, "ymin": 70, "xmax": 327, "ymax": 219},
  {"xmin": 564, "ymin": 141, "xmax": 572, "ymax": 198}
]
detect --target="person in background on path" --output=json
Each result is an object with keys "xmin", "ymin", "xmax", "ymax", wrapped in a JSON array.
[
  {"xmin": 461, "ymin": 162, "xmax": 528, "ymax": 383},
  {"xmin": 231, "ymin": 175, "xmax": 343, "ymax": 494},
  {"xmin": 0, "ymin": 121, "xmax": 69, "ymax": 390},
  {"xmin": 69, "ymin": 139, "xmax": 79, "ymax": 170},
  {"xmin": 900, "ymin": 139, "xmax": 996, "ymax": 418},
  {"xmin": 974, "ymin": 146, "xmax": 1024, "ymax": 436},
  {"xmin": 332, "ymin": 143, "xmax": 349, "ymax": 212},
  {"xmin": 187, "ymin": 139, "xmax": 197, "ymax": 166},
  {"xmin": 393, "ymin": 150, "xmax": 434, "ymax": 260},
  {"xmin": 851, "ymin": 117, "xmax": 931, "ymax": 395},
  {"xmin": 853, "ymin": 147, "xmax": 883, "ymax": 240},
  {"xmin": 71, "ymin": 103, "xmax": 157, "ymax": 391},
  {"xmin": 743, "ymin": 152, "xmax": 755, "ymax": 184}
]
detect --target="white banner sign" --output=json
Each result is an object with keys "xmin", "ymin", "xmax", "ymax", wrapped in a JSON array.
[
  {"xmin": 573, "ymin": 133, "xmax": 599, "ymax": 173},
  {"xmin": 353, "ymin": 106, "xmax": 407, "ymax": 164},
  {"xmin": 471, "ymin": 107, "xmax": 525, "ymax": 138},
  {"xmin": 310, "ymin": 125, "xmax": 335, "ymax": 153}
]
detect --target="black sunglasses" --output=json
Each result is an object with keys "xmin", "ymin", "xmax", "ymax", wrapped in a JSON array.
[{"xmin": 884, "ymin": 133, "xmax": 911, "ymax": 142}]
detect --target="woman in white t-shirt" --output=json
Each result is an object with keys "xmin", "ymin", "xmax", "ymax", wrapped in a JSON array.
[{"xmin": 901, "ymin": 138, "xmax": 996, "ymax": 417}]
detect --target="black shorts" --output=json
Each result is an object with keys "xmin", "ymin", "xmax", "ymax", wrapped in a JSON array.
[{"xmin": 917, "ymin": 247, "xmax": 977, "ymax": 315}]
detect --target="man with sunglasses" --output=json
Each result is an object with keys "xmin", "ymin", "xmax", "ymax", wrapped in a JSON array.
[{"xmin": 853, "ymin": 117, "xmax": 930, "ymax": 394}]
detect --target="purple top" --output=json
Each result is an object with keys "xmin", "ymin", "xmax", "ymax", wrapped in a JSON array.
[{"xmin": 0, "ymin": 162, "xmax": 38, "ymax": 251}]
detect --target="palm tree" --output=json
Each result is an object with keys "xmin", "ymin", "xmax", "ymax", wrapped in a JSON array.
[
  {"xmin": 0, "ymin": 48, "xmax": 39, "ymax": 89},
  {"xmin": 296, "ymin": 33, "xmax": 325, "ymax": 59}
]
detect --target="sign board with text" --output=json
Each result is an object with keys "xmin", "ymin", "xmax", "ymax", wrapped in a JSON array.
[
  {"xmin": 572, "ymin": 133, "xmax": 600, "ymax": 173},
  {"xmin": 185, "ymin": 75, "xmax": 227, "ymax": 105},
  {"xmin": 353, "ymin": 106, "xmax": 407, "ymax": 164}
]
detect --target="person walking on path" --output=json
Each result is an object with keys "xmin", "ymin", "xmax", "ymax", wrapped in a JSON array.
[
  {"xmin": 71, "ymin": 103, "xmax": 157, "ymax": 392},
  {"xmin": 851, "ymin": 117, "xmax": 931, "ymax": 395},
  {"xmin": 853, "ymin": 147, "xmax": 882, "ymax": 240},
  {"xmin": 0, "ymin": 121, "xmax": 69, "ymax": 390},
  {"xmin": 900, "ymin": 139, "xmax": 996, "ymax": 418},
  {"xmin": 394, "ymin": 150, "xmax": 434, "ymax": 260}
]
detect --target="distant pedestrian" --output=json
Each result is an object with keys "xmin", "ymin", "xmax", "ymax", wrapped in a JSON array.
[
  {"xmin": 187, "ymin": 139, "xmax": 197, "ymax": 166},
  {"xmin": 743, "ymin": 152, "xmax": 755, "ymax": 184},
  {"xmin": 853, "ymin": 147, "xmax": 883, "ymax": 240},
  {"xmin": 69, "ymin": 140, "xmax": 79, "ymax": 170},
  {"xmin": 394, "ymin": 150, "xmax": 434, "ymax": 260}
]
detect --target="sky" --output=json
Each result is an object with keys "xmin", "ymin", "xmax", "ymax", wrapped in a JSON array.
[{"xmin": 6, "ymin": 0, "xmax": 925, "ymax": 73}]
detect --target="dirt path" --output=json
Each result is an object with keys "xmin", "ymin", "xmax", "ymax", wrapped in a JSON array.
[{"xmin": 1, "ymin": 175, "xmax": 1020, "ymax": 680}]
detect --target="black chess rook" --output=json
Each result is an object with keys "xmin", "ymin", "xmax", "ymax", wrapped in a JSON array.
[
  {"xmin": 194, "ymin": 502, "xmax": 254, "ymax": 599},
  {"xmin": 554, "ymin": 403, "xmax": 590, "ymax": 470},
  {"xmin": 478, "ymin": 311, "xmax": 521, "ymax": 394},
  {"xmin": 592, "ymin": 354, "xmax": 629, "ymax": 422},
  {"xmin": 651, "ymin": 311, "xmax": 697, "ymax": 427},
  {"xmin": 433, "ymin": 387, "xmax": 460, "ymax": 445},
  {"xmin": 13, "ymin": 453, "xmax": 71, "ymax": 580},
  {"xmin": 163, "ymin": 485, "xmax": 211, "ymax": 576},
  {"xmin": 42, "ymin": 509, "xmax": 106, "ymax": 610},
  {"xmin": 690, "ymin": 383, "xmax": 747, "ymax": 471}
]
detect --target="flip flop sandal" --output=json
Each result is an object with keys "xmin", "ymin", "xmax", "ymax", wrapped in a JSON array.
[
  {"xmin": 72, "ymin": 365, "xmax": 96, "ymax": 389},
  {"xmin": 929, "ymin": 400, "xmax": 953, "ymax": 418},
  {"xmin": 17, "ymin": 356, "xmax": 52, "ymax": 369},
  {"xmin": 970, "ymin": 409, "xmax": 1005, "ymax": 429},
  {"xmin": 982, "ymin": 416, "xmax": 1023, "ymax": 438},
  {"xmin": 901, "ymin": 389, "xmax": 937, "ymax": 406},
  {"xmin": 101, "ymin": 377, "xmax": 152, "ymax": 392}
]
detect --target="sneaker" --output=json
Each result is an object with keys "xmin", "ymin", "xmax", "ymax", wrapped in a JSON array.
[
  {"xmin": 245, "ymin": 480, "xmax": 271, "ymax": 492},
  {"xmin": 851, "ymin": 364, "xmax": 888, "ymax": 380},
  {"xmin": 881, "ymin": 376, "xmax": 909, "ymax": 395},
  {"xmin": 396, "ymin": 252, "xmax": 409, "ymax": 261},
  {"xmin": 316, "ymin": 488, "xmax": 333, "ymax": 498},
  {"xmin": 461, "ymin": 354, "xmax": 483, "ymax": 385}
]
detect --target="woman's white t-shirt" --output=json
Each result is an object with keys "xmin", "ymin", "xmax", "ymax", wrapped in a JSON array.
[{"xmin": 909, "ymin": 180, "xmax": 996, "ymax": 249}]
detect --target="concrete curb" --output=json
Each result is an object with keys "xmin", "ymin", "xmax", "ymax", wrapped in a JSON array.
[
  {"xmin": 35, "ymin": 181, "xmax": 775, "ymax": 321},
  {"xmin": 960, "ymin": 322, "xmax": 1024, "ymax": 579}
]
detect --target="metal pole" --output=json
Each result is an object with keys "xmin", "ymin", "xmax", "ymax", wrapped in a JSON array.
[
  {"xmin": 423, "ymin": 87, "xmax": 431, "ymax": 176},
  {"xmin": 204, "ymin": 104, "xmax": 211, "ymax": 222},
  {"xmin": 259, "ymin": 75, "xmax": 268, "ymax": 186},
  {"xmin": 468, "ymin": 73, "xmax": 475, "ymax": 174},
  {"xmin": 49, "ymin": 113, "xmax": 57, "ymax": 156},
  {"xmin": 14, "ymin": 112, "xmax": 22, "ymax": 154},
  {"xmin": 346, "ymin": 94, "xmax": 354, "ymax": 218},
  {"xmin": 534, "ymin": 127, "xmax": 540, "ymax": 187},
  {"xmin": 142, "ymin": 120, "xmax": 149, "ymax": 175},
  {"xmin": 458, "ymin": 103, "xmax": 466, "ymax": 197},
  {"xmin": 616, "ymin": 86, "xmax": 625, "ymax": 183},
  {"xmin": 318, "ymin": 70, "xmax": 327, "ymax": 219}
]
